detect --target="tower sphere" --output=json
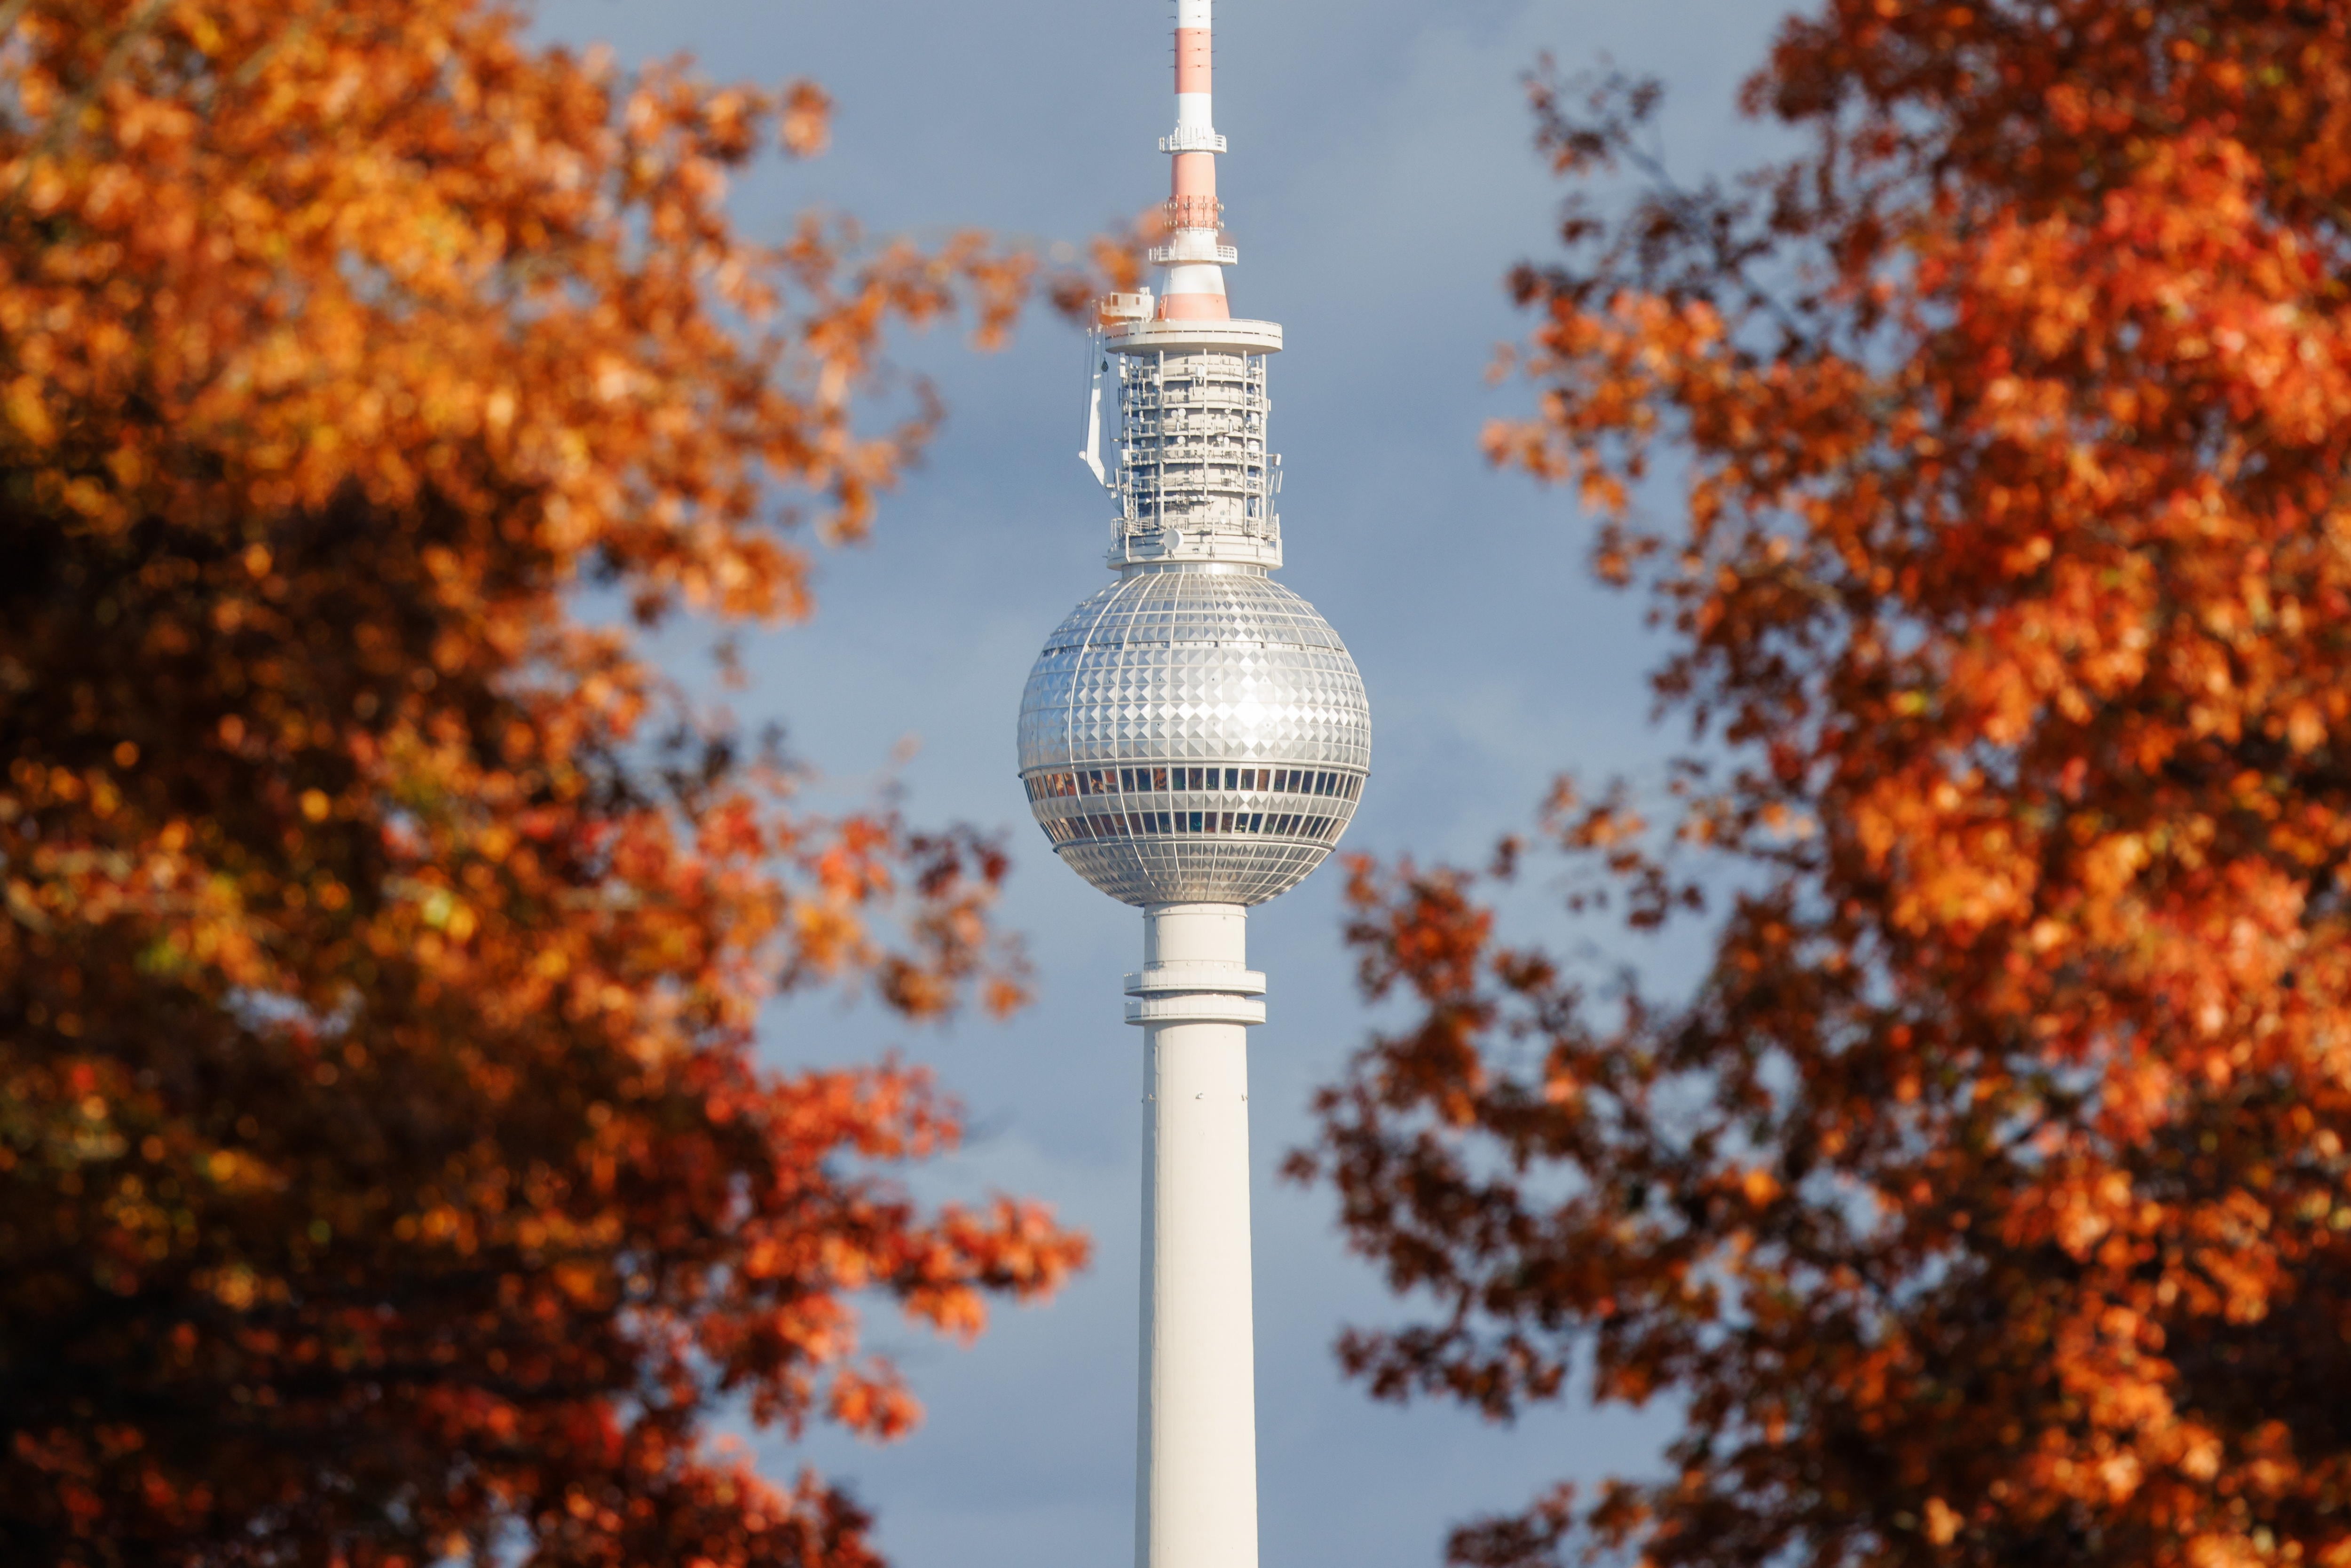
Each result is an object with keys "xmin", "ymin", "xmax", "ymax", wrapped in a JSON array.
[{"xmin": 1018, "ymin": 561, "xmax": 1370, "ymax": 906}]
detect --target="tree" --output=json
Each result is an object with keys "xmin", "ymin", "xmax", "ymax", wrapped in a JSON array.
[
  {"xmin": 0, "ymin": 2, "xmax": 1088, "ymax": 1563},
  {"xmin": 1292, "ymin": 6, "xmax": 2351, "ymax": 1568}
]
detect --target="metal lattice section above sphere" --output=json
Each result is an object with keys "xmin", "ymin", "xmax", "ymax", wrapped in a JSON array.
[
  {"xmin": 1019, "ymin": 563, "xmax": 1371, "ymax": 906},
  {"xmin": 1109, "ymin": 347, "xmax": 1280, "ymax": 571}
]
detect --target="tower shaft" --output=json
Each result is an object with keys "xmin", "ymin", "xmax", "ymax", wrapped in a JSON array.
[{"xmin": 1126, "ymin": 902, "xmax": 1264, "ymax": 1568}]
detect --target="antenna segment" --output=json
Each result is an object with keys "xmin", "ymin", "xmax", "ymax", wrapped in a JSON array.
[{"xmin": 1159, "ymin": 0, "xmax": 1231, "ymax": 321}]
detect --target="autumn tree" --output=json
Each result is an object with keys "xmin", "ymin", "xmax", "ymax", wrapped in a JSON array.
[
  {"xmin": 1294, "ymin": 6, "xmax": 2351, "ymax": 1568},
  {"xmin": 0, "ymin": 1, "xmax": 1089, "ymax": 1564}
]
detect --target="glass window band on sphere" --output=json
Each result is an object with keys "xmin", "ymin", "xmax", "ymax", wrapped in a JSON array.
[{"xmin": 1021, "ymin": 766, "xmax": 1364, "ymax": 801}]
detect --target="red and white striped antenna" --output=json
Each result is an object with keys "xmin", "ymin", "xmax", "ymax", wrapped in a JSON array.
[{"xmin": 1157, "ymin": 0, "xmax": 1231, "ymax": 321}]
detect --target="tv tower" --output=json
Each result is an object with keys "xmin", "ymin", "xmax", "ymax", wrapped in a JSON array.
[{"xmin": 1017, "ymin": 3, "xmax": 1371, "ymax": 1564}]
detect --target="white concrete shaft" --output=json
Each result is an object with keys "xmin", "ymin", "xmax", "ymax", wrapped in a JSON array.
[{"xmin": 1130, "ymin": 902, "xmax": 1260, "ymax": 1568}]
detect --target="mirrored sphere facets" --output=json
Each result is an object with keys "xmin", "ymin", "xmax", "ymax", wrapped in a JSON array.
[{"xmin": 1018, "ymin": 567, "xmax": 1372, "ymax": 906}]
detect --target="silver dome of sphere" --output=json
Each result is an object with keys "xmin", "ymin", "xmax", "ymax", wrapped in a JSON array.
[{"xmin": 1018, "ymin": 563, "xmax": 1371, "ymax": 906}]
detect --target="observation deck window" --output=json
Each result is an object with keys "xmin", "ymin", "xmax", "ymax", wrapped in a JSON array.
[
  {"xmin": 1037, "ymin": 802, "xmax": 1362, "ymax": 846},
  {"xmin": 1028, "ymin": 766, "xmax": 1365, "ymax": 807}
]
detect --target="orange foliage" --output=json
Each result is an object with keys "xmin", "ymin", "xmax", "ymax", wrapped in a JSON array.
[
  {"xmin": 0, "ymin": 1, "xmax": 1087, "ymax": 1563},
  {"xmin": 1294, "ymin": 7, "xmax": 2351, "ymax": 1568}
]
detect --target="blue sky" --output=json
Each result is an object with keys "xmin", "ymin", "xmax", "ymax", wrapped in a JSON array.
[{"xmin": 530, "ymin": 3, "xmax": 1791, "ymax": 1564}]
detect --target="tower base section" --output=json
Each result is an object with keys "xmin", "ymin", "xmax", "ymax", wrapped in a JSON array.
[{"xmin": 1130, "ymin": 902, "xmax": 1260, "ymax": 1568}]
